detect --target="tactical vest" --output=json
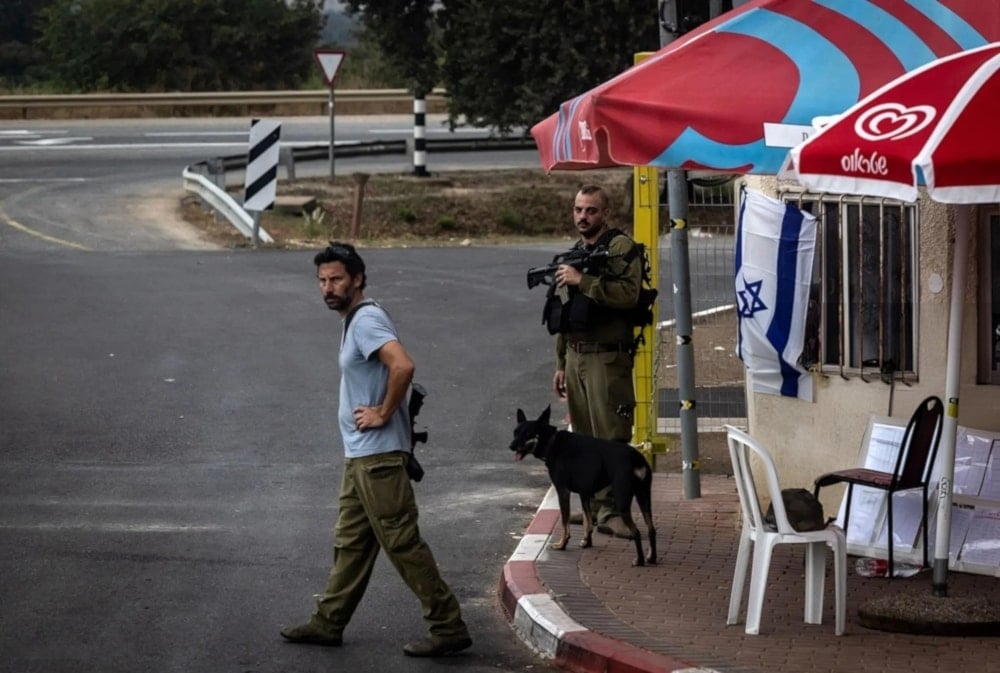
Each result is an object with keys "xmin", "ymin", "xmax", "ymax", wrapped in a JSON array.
[{"xmin": 542, "ymin": 229, "xmax": 656, "ymax": 336}]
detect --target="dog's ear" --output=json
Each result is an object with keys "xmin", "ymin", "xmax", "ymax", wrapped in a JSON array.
[
  {"xmin": 539, "ymin": 405, "xmax": 551, "ymax": 425},
  {"xmin": 516, "ymin": 409, "xmax": 526, "ymax": 423}
]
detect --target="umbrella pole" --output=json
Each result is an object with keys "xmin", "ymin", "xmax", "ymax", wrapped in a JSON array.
[
  {"xmin": 932, "ymin": 205, "xmax": 969, "ymax": 597},
  {"xmin": 655, "ymin": 2, "xmax": 701, "ymax": 500},
  {"xmin": 667, "ymin": 170, "xmax": 701, "ymax": 499}
]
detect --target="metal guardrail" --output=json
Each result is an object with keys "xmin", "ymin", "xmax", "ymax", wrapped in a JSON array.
[
  {"xmin": 0, "ymin": 89, "xmax": 448, "ymax": 118},
  {"xmin": 207, "ymin": 136, "xmax": 536, "ymax": 171},
  {"xmin": 182, "ymin": 136, "xmax": 537, "ymax": 243},
  {"xmin": 182, "ymin": 164, "xmax": 274, "ymax": 244}
]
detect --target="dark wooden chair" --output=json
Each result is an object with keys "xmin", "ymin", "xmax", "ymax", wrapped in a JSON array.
[{"xmin": 813, "ymin": 396, "xmax": 944, "ymax": 574}]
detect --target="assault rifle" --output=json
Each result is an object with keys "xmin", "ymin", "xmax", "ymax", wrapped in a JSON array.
[
  {"xmin": 526, "ymin": 248, "xmax": 610, "ymax": 289},
  {"xmin": 408, "ymin": 382, "xmax": 428, "ymax": 450},
  {"xmin": 405, "ymin": 383, "xmax": 428, "ymax": 482}
]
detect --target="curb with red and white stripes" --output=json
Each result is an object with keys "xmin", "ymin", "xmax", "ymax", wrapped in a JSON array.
[{"xmin": 497, "ymin": 486, "xmax": 717, "ymax": 673}]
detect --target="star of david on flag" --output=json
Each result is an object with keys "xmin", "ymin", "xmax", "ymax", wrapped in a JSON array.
[
  {"xmin": 734, "ymin": 188, "xmax": 817, "ymax": 402},
  {"xmin": 737, "ymin": 278, "xmax": 767, "ymax": 318}
]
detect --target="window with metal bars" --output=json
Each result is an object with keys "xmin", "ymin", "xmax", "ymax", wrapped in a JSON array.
[
  {"xmin": 979, "ymin": 209, "xmax": 1000, "ymax": 384},
  {"xmin": 782, "ymin": 193, "xmax": 918, "ymax": 381}
]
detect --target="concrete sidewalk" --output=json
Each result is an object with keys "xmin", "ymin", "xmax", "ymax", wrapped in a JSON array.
[{"xmin": 498, "ymin": 473, "xmax": 1000, "ymax": 673}]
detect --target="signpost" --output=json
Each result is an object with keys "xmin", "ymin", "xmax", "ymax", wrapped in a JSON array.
[{"xmin": 313, "ymin": 49, "xmax": 346, "ymax": 180}]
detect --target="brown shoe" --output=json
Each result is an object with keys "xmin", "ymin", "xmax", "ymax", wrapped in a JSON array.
[
  {"xmin": 402, "ymin": 635, "xmax": 473, "ymax": 657},
  {"xmin": 597, "ymin": 516, "xmax": 634, "ymax": 539},
  {"xmin": 280, "ymin": 622, "xmax": 343, "ymax": 646}
]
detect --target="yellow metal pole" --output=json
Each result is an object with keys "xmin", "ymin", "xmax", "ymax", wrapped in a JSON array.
[
  {"xmin": 631, "ymin": 50, "xmax": 667, "ymax": 465},
  {"xmin": 631, "ymin": 164, "xmax": 658, "ymax": 446}
]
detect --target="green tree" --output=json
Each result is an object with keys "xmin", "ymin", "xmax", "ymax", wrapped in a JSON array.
[
  {"xmin": 36, "ymin": 0, "xmax": 324, "ymax": 92},
  {"xmin": 333, "ymin": 27, "xmax": 408, "ymax": 90},
  {"xmin": 0, "ymin": 0, "xmax": 55, "ymax": 85},
  {"xmin": 439, "ymin": 1, "xmax": 659, "ymax": 133},
  {"xmin": 343, "ymin": 0, "xmax": 438, "ymax": 97}
]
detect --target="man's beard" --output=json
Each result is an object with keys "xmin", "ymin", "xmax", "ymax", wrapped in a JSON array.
[
  {"xmin": 324, "ymin": 292, "xmax": 350, "ymax": 311},
  {"xmin": 576, "ymin": 219, "xmax": 601, "ymax": 237}
]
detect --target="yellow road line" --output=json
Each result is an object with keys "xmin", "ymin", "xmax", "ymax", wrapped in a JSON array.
[{"xmin": 0, "ymin": 203, "xmax": 91, "ymax": 251}]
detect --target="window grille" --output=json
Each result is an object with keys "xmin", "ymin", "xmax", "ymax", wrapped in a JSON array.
[
  {"xmin": 979, "ymin": 209, "xmax": 1000, "ymax": 384},
  {"xmin": 781, "ymin": 192, "xmax": 919, "ymax": 381}
]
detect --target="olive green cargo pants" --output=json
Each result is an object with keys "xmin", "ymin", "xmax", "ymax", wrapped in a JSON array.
[
  {"xmin": 309, "ymin": 451, "xmax": 468, "ymax": 641},
  {"xmin": 565, "ymin": 349, "xmax": 635, "ymax": 524}
]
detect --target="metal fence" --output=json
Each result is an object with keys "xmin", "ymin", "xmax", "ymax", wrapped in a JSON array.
[
  {"xmin": 654, "ymin": 180, "xmax": 747, "ymax": 452},
  {"xmin": 689, "ymin": 178, "xmax": 739, "ymax": 208}
]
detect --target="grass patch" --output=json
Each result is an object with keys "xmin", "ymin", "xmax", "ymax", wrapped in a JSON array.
[
  {"xmin": 184, "ymin": 168, "xmax": 636, "ymax": 248},
  {"xmin": 183, "ymin": 167, "xmax": 736, "ymax": 249}
]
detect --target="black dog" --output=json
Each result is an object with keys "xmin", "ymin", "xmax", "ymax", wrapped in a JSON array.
[{"xmin": 509, "ymin": 406, "xmax": 656, "ymax": 566}]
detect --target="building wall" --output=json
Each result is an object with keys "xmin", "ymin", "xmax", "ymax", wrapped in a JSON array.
[{"xmin": 743, "ymin": 176, "xmax": 1000, "ymax": 513}]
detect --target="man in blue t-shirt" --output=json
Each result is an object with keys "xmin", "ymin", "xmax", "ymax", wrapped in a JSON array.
[{"xmin": 281, "ymin": 242, "xmax": 471, "ymax": 658}]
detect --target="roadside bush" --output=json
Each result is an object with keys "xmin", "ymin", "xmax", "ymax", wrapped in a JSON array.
[
  {"xmin": 497, "ymin": 208, "xmax": 526, "ymax": 233},
  {"xmin": 436, "ymin": 215, "xmax": 458, "ymax": 232},
  {"xmin": 397, "ymin": 207, "xmax": 418, "ymax": 224}
]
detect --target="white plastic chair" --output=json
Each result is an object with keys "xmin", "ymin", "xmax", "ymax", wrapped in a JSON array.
[{"xmin": 725, "ymin": 426, "xmax": 847, "ymax": 635}]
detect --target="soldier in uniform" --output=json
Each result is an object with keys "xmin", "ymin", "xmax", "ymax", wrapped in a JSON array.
[{"xmin": 549, "ymin": 185, "xmax": 642, "ymax": 537}]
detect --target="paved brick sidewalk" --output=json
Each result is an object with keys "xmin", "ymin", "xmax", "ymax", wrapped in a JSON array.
[{"xmin": 499, "ymin": 472, "xmax": 1000, "ymax": 673}]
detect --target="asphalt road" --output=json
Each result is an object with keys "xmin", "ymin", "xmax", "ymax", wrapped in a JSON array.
[
  {"xmin": 0, "ymin": 220, "xmax": 561, "ymax": 670},
  {"xmin": 0, "ymin": 115, "xmax": 733, "ymax": 319},
  {"xmin": 0, "ymin": 115, "xmax": 541, "ymax": 253},
  {"xmin": 0, "ymin": 117, "xmax": 737, "ymax": 670}
]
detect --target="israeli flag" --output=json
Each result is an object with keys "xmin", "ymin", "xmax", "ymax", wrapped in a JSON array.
[{"xmin": 735, "ymin": 188, "xmax": 817, "ymax": 402}]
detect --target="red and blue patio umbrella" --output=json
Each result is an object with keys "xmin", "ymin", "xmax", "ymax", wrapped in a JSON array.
[
  {"xmin": 532, "ymin": 0, "xmax": 1000, "ymax": 175},
  {"xmin": 791, "ymin": 42, "xmax": 1000, "ymax": 596},
  {"xmin": 791, "ymin": 42, "xmax": 1000, "ymax": 202}
]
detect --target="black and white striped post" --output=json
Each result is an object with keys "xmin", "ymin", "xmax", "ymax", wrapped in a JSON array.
[
  {"xmin": 413, "ymin": 95, "xmax": 430, "ymax": 177},
  {"xmin": 243, "ymin": 118, "xmax": 281, "ymax": 246}
]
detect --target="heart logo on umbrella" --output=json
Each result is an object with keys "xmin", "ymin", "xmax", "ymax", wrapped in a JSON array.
[{"xmin": 854, "ymin": 102, "xmax": 937, "ymax": 142}]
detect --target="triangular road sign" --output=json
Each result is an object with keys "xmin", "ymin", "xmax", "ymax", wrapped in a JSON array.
[{"xmin": 314, "ymin": 49, "xmax": 346, "ymax": 87}]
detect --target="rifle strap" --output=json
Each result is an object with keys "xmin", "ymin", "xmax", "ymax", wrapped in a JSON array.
[
  {"xmin": 581, "ymin": 228, "xmax": 645, "ymax": 280},
  {"xmin": 341, "ymin": 299, "xmax": 378, "ymax": 346}
]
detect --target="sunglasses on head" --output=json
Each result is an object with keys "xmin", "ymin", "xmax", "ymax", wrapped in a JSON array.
[{"xmin": 326, "ymin": 243, "xmax": 353, "ymax": 258}]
